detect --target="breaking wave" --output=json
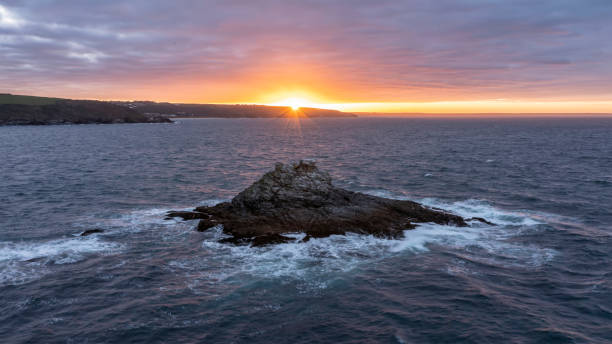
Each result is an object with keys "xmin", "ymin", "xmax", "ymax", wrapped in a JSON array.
[
  {"xmin": 0, "ymin": 197, "xmax": 560, "ymax": 290},
  {"xmin": 0, "ymin": 237, "xmax": 123, "ymax": 286},
  {"xmin": 166, "ymin": 197, "xmax": 557, "ymax": 291}
]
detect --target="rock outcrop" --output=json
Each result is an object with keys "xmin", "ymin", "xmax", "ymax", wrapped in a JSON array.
[{"xmin": 168, "ymin": 161, "xmax": 475, "ymax": 246}]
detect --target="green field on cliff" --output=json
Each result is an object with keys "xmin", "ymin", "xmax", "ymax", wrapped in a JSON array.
[{"xmin": 0, "ymin": 94, "xmax": 62, "ymax": 105}]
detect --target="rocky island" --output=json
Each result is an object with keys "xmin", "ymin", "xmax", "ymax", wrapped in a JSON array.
[{"xmin": 168, "ymin": 161, "xmax": 489, "ymax": 246}]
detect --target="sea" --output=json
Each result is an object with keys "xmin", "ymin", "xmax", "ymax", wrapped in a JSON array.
[{"xmin": 1, "ymin": 117, "xmax": 611, "ymax": 343}]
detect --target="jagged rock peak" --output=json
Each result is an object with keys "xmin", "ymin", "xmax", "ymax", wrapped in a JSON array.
[
  {"xmin": 268, "ymin": 160, "xmax": 332, "ymax": 189},
  {"xmin": 230, "ymin": 160, "xmax": 334, "ymax": 211}
]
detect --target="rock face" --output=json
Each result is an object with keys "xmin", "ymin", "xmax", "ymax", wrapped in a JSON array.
[{"xmin": 168, "ymin": 161, "xmax": 475, "ymax": 246}]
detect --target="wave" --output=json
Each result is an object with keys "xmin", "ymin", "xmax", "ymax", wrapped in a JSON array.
[
  {"xmin": 363, "ymin": 190, "xmax": 543, "ymax": 226},
  {"xmin": 1, "ymin": 197, "xmax": 558, "ymax": 289},
  {"xmin": 86, "ymin": 199, "xmax": 229, "ymax": 234},
  {"xmin": 0, "ymin": 203, "xmax": 219, "ymax": 286},
  {"xmin": 0, "ymin": 236, "xmax": 123, "ymax": 286},
  {"xmin": 417, "ymin": 198, "xmax": 543, "ymax": 226},
  {"xmin": 166, "ymin": 197, "xmax": 557, "ymax": 291}
]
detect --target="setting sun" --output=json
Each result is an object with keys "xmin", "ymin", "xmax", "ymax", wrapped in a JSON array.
[{"xmin": 270, "ymin": 97, "xmax": 318, "ymax": 111}]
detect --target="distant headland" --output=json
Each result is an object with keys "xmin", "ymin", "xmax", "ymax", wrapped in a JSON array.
[
  {"xmin": 111, "ymin": 100, "xmax": 357, "ymax": 118},
  {"xmin": 0, "ymin": 94, "xmax": 171, "ymax": 126},
  {"xmin": 0, "ymin": 94, "xmax": 356, "ymax": 126}
]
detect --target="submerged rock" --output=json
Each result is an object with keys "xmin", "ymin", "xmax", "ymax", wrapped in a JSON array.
[
  {"xmin": 80, "ymin": 228, "xmax": 104, "ymax": 236},
  {"xmin": 467, "ymin": 217, "xmax": 496, "ymax": 226},
  {"xmin": 168, "ymin": 161, "xmax": 476, "ymax": 246}
]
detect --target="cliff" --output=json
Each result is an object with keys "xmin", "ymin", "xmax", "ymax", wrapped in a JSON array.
[{"xmin": 0, "ymin": 95, "xmax": 172, "ymax": 125}]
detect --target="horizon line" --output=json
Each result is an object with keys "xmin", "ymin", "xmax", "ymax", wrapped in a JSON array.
[{"xmin": 3, "ymin": 92, "xmax": 612, "ymax": 115}]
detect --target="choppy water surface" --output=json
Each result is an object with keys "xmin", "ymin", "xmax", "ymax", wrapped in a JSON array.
[{"xmin": 1, "ymin": 117, "xmax": 611, "ymax": 343}]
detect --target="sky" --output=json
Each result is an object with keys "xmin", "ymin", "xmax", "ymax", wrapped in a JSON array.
[{"xmin": 1, "ymin": 0, "xmax": 612, "ymax": 113}]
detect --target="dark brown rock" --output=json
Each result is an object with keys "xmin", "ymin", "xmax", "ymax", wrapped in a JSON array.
[
  {"xmin": 196, "ymin": 219, "xmax": 217, "ymax": 232},
  {"xmin": 251, "ymin": 233, "xmax": 296, "ymax": 246},
  {"xmin": 165, "ymin": 211, "xmax": 207, "ymax": 220},
  {"xmin": 170, "ymin": 161, "xmax": 480, "ymax": 246},
  {"xmin": 218, "ymin": 233, "xmax": 296, "ymax": 246},
  {"xmin": 467, "ymin": 217, "xmax": 496, "ymax": 225},
  {"xmin": 80, "ymin": 228, "xmax": 104, "ymax": 236}
]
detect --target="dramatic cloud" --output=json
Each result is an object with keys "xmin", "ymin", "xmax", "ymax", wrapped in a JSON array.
[{"xmin": 1, "ymin": 0, "xmax": 611, "ymax": 106}]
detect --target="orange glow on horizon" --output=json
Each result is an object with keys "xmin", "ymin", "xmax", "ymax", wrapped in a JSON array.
[
  {"xmin": 9, "ymin": 52, "xmax": 609, "ymax": 115},
  {"xmin": 4, "ymin": 2, "xmax": 611, "ymax": 116},
  {"xmin": 18, "ymin": 87, "xmax": 612, "ymax": 114},
  {"xmin": 326, "ymin": 100, "xmax": 612, "ymax": 114},
  {"xmin": 255, "ymin": 93, "xmax": 612, "ymax": 114}
]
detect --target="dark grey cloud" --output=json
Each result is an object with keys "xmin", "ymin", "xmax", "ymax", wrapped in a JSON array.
[{"xmin": 1, "ymin": 0, "xmax": 611, "ymax": 101}]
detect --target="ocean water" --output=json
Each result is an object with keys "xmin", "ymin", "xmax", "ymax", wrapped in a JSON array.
[{"xmin": 0, "ymin": 117, "xmax": 611, "ymax": 343}]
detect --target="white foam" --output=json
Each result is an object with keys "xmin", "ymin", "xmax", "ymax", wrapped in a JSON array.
[
  {"xmin": 92, "ymin": 199, "xmax": 228, "ymax": 234},
  {"xmin": 85, "ymin": 207, "xmax": 192, "ymax": 236},
  {"xmin": 0, "ymin": 237, "xmax": 123, "ymax": 286},
  {"xmin": 0, "ymin": 237, "xmax": 122, "ymax": 263},
  {"xmin": 197, "ymin": 199, "xmax": 228, "ymax": 207},
  {"xmin": 392, "ymin": 222, "xmax": 557, "ymax": 269},
  {"xmin": 57, "ymin": 198, "xmax": 558, "ymax": 290},
  {"xmin": 172, "ymin": 229, "xmax": 401, "ymax": 291},
  {"xmin": 362, "ymin": 192, "xmax": 543, "ymax": 226},
  {"xmin": 417, "ymin": 198, "xmax": 543, "ymax": 226},
  {"xmin": 169, "ymin": 210, "xmax": 556, "ymax": 290},
  {"xmin": 363, "ymin": 189, "xmax": 400, "ymax": 199},
  {"xmin": 62, "ymin": 198, "xmax": 558, "ymax": 292}
]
